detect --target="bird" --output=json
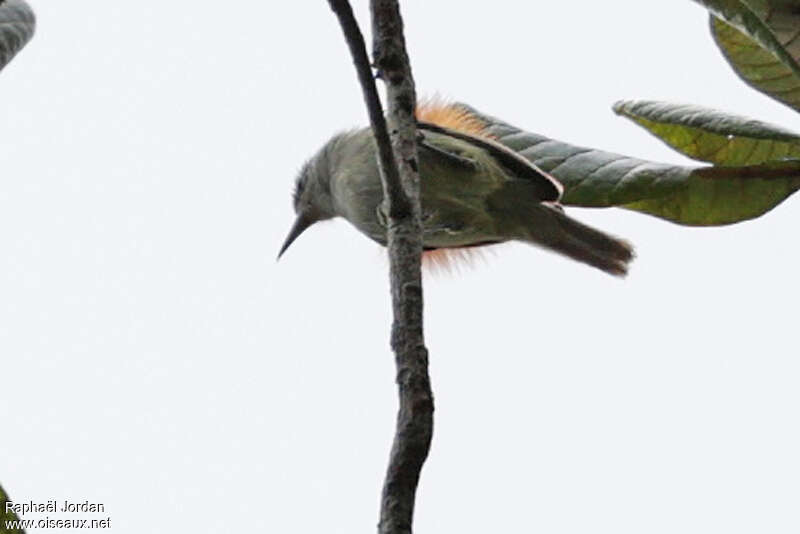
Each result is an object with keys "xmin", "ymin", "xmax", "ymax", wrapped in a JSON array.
[{"xmin": 278, "ymin": 100, "xmax": 634, "ymax": 276}]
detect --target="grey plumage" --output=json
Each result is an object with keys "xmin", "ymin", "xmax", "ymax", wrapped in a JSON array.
[{"xmin": 281, "ymin": 122, "xmax": 634, "ymax": 276}]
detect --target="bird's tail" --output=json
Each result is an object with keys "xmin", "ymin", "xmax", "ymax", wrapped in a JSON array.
[{"xmin": 518, "ymin": 204, "xmax": 634, "ymax": 277}]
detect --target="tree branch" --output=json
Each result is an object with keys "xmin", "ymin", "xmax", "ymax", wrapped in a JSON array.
[
  {"xmin": 325, "ymin": 1, "xmax": 433, "ymax": 533},
  {"xmin": 325, "ymin": 0, "xmax": 412, "ymax": 218}
]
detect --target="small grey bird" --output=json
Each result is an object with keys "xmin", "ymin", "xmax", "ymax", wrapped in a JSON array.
[{"xmin": 279, "ymin": 102, "xmax": 634, "ymax": 276}]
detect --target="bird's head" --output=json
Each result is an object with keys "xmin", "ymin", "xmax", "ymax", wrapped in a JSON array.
[{"xmin": 277, "ymin": 136, "xmax": 341, "ymax": 259}]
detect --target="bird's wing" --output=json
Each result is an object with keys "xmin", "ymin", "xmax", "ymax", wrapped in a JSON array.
[{"xmin": 417, "ymin": 121, "xmax": 563, "ymax": 202}]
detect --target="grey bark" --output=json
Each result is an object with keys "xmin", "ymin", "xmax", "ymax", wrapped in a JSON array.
[{"xmin": 325, "ymin": 1, "xmax": 433, "ymax": 533}]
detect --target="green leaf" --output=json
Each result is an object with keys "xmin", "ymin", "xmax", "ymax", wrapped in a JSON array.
[
  {"xmin": 1, "ymin": 484, "xmax": 25, "ymax": 533},
  {"xmin": 704, "ymin": 0, "xmax": 800, "ymax": 112},
  {"xmin": 0, "ymin": 0, "xmax": 35, "ymax": 73},
  {"xmin": 623, "ymin": 160, "xmax": 800, "ymax": 225},
  {"xmin": 613, "ymin": 99, "xmax": 800, "ymax": 166},
  {"xmin": 458, "ymin": 104, "xmax": 800, "ymax": 226}
]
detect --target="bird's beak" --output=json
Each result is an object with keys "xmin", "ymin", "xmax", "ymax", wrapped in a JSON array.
[{"xmin": 277, "ymin": 212, "xmax": 315, "ymax": 260}]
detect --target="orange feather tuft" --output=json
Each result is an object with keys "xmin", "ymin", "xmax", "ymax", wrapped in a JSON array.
[
  {"xmin": 415, "ymin": 97, "xmax": 496, "ymax": 140},
  {"xmin": 421, "ymin": 246, "xmax": 499, "ymax": 274}
]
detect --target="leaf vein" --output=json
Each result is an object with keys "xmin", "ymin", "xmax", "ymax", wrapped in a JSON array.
[
  {"xmin": 610, "ymin": 163, "xmax": 655, "ymax": 194},
  {"xmin": 746, "ymin": 71, "xmax": 796, "ymax": 83},
  {"xmin": 548, "ymin": 149, "xmax": 596, "ymax": 174}
]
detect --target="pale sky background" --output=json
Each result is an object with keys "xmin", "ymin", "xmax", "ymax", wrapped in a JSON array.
[{"xmin": 2, "ymin": 1, "xmax": 799, "ymax": 533}]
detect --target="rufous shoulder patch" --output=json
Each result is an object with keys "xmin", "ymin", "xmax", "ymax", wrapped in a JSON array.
[{"xmin": 415, "ymin": 97, "xmax": 496, "ymax": 141}]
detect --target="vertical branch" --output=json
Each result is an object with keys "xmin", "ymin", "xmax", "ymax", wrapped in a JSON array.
[
  {"xmin": 325, "ymin": 1, "xmax": 433, "ymax": 533},
  {"xmin": 369, "ymin": 4, "xmax": 432, "ymax": 534}
]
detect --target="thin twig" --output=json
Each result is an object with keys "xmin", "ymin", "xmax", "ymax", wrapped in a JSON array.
[
  {"xmin": 325, "ymin": 0, "xmax": 411, "ymax": 218},
  {"xmin": 325, "ymin": 1, "xmax": 433, "ymax": 533}
]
